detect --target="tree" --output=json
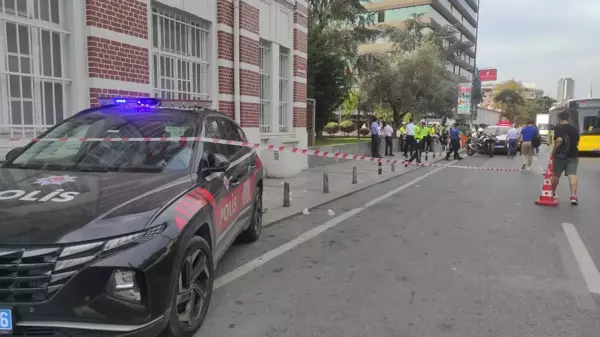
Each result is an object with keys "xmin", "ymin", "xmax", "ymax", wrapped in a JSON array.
[
  {"xmin": 360, "ymin": 42, "xmax": 458, "ymax": 125},
  {"xmin": 307, "ymin": 0, "xmax": 379, "ymax": 137},
  {"xmin": 493, "ymin": 88, "xmax": 524, "ymax": 122}
]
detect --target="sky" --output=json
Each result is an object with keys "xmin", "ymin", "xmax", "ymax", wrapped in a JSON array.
[{"xmin": 476, "ymin": 0, "xmax": 600, "ymax": 99}]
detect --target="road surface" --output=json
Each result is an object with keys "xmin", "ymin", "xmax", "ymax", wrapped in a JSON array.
[{"xmin": 200, "ymin": 148, "xmax": 600, "ymax": 337}]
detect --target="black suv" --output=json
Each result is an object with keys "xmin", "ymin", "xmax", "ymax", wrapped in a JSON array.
[{"xmin": 0, "ymin": 98, "xmax": 263, "ymax": 336}]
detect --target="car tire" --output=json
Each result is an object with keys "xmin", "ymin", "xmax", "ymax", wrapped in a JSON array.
[
  {"xmin": 161, "ymin": 236, "xmax": 213, "ymax": 337},
  {"xmin": 238, "ymin": 186, "xmax": 263, "ymax": 243}
]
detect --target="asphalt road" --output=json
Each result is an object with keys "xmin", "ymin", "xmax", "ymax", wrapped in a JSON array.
[{"xmin": 199, "ymin": 147, "xmax": 600, "ymax": 337}]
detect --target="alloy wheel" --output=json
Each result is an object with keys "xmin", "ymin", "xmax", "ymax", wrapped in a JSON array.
[
  {"xmin": 253, "ymin": 192, "xmax": 262, "ymax": 236},
  {"xmin": 176, "ymin": 248, "xmax": 210, "ymax": 328}
]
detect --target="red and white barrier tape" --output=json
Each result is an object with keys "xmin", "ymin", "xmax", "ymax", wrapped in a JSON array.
[{"xmin": 3, "ymin": 136, "xmax": 529, "ymax": 172}]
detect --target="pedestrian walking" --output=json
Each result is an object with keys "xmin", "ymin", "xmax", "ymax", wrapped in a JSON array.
[
  {"xmin": 405, "ymin": 120, "xmax": 427, "ymax": 165},
  {"xmin": 403, "ymin": 119, "xmax": 416, "ymax": 157},
  {"xmin": 445, "ymin": 123, "xmax": 463, "ymax": 160},
  {"xmin": 383, "ymin": 121, "xmax": 394, "ymax": 156},
  {"xmin": 507, "ymin": 123, "xmax": 519, "ymax": 158},
  {"xmin": 370, "ymin": 117, "xmax": 381, "ymax": 158},
  {"xmin": 551, "ymin": 111, "xmax": 580, "ymax": 204},
  {"xmin": 519, "ymin": 120, "xmax": 537, "ymax": 170}
]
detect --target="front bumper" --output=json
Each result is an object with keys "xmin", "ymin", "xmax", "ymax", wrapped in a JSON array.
[{"xmin": 4, "ymin": 232, "xmax": 178, "ymax": 337}]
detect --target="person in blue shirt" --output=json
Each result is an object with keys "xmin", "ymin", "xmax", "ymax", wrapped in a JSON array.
[
  {"xmin": 370, "ymin": 117, "xmax": 381, "ymax": 158},
  {"xmin": 519, "ymin": 120, "xmax": 538, "ymax": 170},
  {"xmin": 445, "ymin": 123, "xmax": 463, "ymax": 160}
]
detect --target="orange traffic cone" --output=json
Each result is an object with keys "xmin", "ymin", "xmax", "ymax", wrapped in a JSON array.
[{"xmin": 535, "ymin": 156, "xmax": 558, "ymax": 206}]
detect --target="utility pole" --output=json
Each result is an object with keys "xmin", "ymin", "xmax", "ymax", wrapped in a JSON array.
[{"xmin": 470, "ymin": 0, "xmax": 481, "ymax": 128}]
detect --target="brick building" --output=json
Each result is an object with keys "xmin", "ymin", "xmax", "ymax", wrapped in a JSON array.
[{"xmin": 0, "ymin": 0, "xmax": 309, "ymax": 176}]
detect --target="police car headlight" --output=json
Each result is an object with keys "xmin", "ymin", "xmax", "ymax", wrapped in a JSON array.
[{"xmin": 102, "ymin": 224, "xmax": 166, "ymax": 255}]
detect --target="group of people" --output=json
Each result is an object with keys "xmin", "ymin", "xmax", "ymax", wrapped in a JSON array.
[
  {"xmin": 368, "ymin": 112, "xmax": 580, "ymax": 204},
  {"xmin": 369, "ymin": 117, "xmax": 464, "ymax": 164}
]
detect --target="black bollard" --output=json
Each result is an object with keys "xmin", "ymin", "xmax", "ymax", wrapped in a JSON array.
[
  {"xmin": 378, "ymin": 162, "xmax": 382, "ymax": 175},
  {"xmin": 323, "ymin": 172, "xmax": 329, "ymax": 193},
  {"xmin": 283, "ymin": 182, "xmax": 290, "ymax": 207},
  {"xmin": 352, "ymin": 166, "xmax": 358, "ymax": 184}
]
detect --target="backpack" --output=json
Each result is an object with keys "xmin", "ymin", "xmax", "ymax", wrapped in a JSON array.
[
  {"xmin": 532, "ymin": 128, "xmax": 541, "ymax": 148},
  {"xmin": 554, "ymin": 131, "xmax": 571, "ymax": 160}
]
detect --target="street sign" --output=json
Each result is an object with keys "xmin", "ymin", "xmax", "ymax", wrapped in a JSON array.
[{"xmin": 479, "ymin": 69, "xmax": 497, "ymax": 82}]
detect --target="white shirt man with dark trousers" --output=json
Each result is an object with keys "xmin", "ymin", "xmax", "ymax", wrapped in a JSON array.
[
  {"xmin": 383, "ymin": 121, "xmax": 394, "ymax": 156},
  {"xmin": 403, "ymin": 120, "xmax": 416, "ymax": 157}
]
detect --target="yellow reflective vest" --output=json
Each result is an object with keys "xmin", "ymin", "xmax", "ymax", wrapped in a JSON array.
[
  {"xmin": 429, "ymin": 126, "xmax": 436, "ymax": 136},
  {"xmin": 414, "ymin": 126, "xmax": 428, "ymax": 140}
]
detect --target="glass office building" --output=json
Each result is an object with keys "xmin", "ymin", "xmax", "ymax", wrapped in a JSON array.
[{"xmin": 359, "ymin": 0, "xmax": 479, "ymax": 82}]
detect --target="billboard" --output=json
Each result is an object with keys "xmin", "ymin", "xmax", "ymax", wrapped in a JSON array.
[
  {"xmin": 457, "ymin": 83, "xmax": 472, "ymax": 115},
  {"xmin": 479, "ymin": 69, "xmax": 497, "ymax": 82}
]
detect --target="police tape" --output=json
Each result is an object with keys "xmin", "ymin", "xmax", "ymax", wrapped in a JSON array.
[{"xmin": 5, "ymin": 136, "xmax": 529, "ymax": 172}]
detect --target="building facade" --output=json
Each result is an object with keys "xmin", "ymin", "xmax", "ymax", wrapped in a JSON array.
[
  {"xmin": 556, "ymin": 77, "xmax": 575, "ymax": 100},
  {"xmin": 0, "ymin": 0, "xmax": 309, "ymax": 176},
  {"xmin": 358, "ymin": 0, "xmax": 478, "ymax": 82},
  {"xmin": 480, "ymin": 82, "xmax": 544, "ymax": 110}
]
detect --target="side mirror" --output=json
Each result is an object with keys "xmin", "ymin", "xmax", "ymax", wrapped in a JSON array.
[
  {"xmin": 5, "ymin": 147, "xmax": 24, "ymax": 162},
  {"xmin": 200, "ymin": 152, "xmax": 230, "ymax": 174}
]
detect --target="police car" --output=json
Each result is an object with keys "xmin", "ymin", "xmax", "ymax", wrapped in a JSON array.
[{"xmin": 0, "ymin": 98, "xmax": 263, "ymax": 336}]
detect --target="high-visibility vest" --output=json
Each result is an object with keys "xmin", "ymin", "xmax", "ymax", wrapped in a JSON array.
[
  {"xmin": 414, "ymin": 126, "xmax": 427, "ymax": 140},
  {"xmin": 429, "ymin": 127, "xmax": 436, "ymax": 136}
]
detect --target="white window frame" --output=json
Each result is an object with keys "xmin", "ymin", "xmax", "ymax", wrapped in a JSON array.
[
  {"xmin": 0, "ymin": 0, "xmax": 71, "ymax": 138},
  {"xmin": 151, "ymin": 6, "xmax": 211, "ymax": 101},
  {"xmin": 278, "ymin": 46, "xmax": 290, "ymax": 133},
  {"xmin": 259, "ymin": 39, "xmax": 271, "ymax": 133}
]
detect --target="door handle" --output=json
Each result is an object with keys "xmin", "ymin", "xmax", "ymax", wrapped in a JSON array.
[{"xmin": 230, "ymin": 179, "xmax": 241, "ymax": 187}]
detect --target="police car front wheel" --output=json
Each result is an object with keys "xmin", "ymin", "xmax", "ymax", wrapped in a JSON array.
[
  {"xmin": 238, "ymin": 186, "xmax": 263, "ymax": 243},
  {"xmin": 162, "ymin": 236, "xmax": 213, "ymax": 337}
]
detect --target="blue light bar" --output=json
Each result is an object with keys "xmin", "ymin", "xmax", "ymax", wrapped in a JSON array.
[{"xmin": 98, "ymin": 98, "xmax": 161, "ymax": 107}]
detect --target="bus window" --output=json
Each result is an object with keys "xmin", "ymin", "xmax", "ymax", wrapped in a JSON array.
[{"xmin": 583, "ymin": 116, "xmax": 598, "ymax": 131}]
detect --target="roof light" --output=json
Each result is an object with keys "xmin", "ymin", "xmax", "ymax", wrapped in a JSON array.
[
  {"xmin": 98, "ymin": 98, "xmax": 160, "ymax": 107},
  {"xmin": 97, "ymin": 98, "xmax": 212, "ymax": 109}
]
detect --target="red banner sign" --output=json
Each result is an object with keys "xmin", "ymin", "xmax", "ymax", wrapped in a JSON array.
[{"xmin": 479, "ymin": 69, "xmax": 497, "ymax": 82}]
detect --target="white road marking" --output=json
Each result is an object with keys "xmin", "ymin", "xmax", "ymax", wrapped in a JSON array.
[
  {"xmin": 213, "ymin": 162, "xmax": 455, "ymax": 289},
  {"xmin": 562, "ymin": 223, "xmax": 600, "ymax": 295}
]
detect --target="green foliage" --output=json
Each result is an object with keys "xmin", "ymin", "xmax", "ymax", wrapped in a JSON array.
[
  {"xmin": 324, "ymin": 121, "xmax": 341, "ymax": 134},
  {"xmin": 493, "ymin": 88, "xmax": 525, "ymax": 122},
  {"xmin": 340, "ymin": 120, "xmax": 356, "ymax": 134},
  {"xmin": 341, "ymin": 92, "xmax": 358, "ymax": 114},
  {"xmin": 356, "ymin": 14, "xmax": 460, "ymax": 125},
  {"xmin": 308, "ymin": 0, "xmax": 379, "ymax": 136}
]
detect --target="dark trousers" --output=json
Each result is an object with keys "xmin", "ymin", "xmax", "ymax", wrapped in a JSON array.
[
  {"xmin": 425, "ymin": 135, "xmax": 433, "ymax": 152},
  {"xmin": 403, "ymin": 135, "xmax": 414, "ymax": 156},
  {"xmin": 371, "ymin": 134, "xmax": 380, "ymax": 157},
  {"xmin": 398, "ymin": 137, "xmax": 405, "ymax": 153},
  {"xmin": 385, "ymin": 136, "xmax": 393, "ymax": 155},
  {"xmin": 508, "ymin": 139, "xmax": 518, "ymax": 157},
  {"xmin": 446, "ymin": 139, "xmax": 461, "ymax": 159},
  {"xmin": 407, "ymin": 139, "xmax": 422, "ymax": 163}
]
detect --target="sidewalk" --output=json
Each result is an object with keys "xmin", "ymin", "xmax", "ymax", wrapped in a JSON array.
[{"xmin": 262, "ymin": 148, "xmax": 454, "ymax": 227}]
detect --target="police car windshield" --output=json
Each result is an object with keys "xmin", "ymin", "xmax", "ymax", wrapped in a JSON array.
[
  {"xmin": 484, "ymin": 127, "xmax": 508, "ymax": 136},
  {"xmin": 4, "ymin": 108, "xmax": 198, "ymax": 173}
]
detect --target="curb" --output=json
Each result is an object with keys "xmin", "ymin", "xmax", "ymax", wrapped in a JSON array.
[{"xmin": 262, "ymin": 149, "xmax": 462, "ymax": 228}]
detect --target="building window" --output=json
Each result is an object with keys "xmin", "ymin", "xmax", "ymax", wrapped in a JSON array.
[
  {"xmin": 259, "ymin": 39, "xmax": 271, "ymax": 133},
  {"xmin": 0, "ymin": 0, "xmax": 70, "ymax": 137},
  {"xmin": 152, "ymin": 6, "xmax": 210, "ymax": 100},
  {"xmin": 278, "ymin": 47, "xmax": 290, "ymax": 133},
  {"xmin": 377, "ymin": 11, "xmax": 385, "ymax": 23}
]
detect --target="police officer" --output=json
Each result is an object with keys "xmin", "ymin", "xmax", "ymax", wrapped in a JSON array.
[
  {"xmin": 425, "ymin": 123, "xmax": 435, "ymax": 152},
  {"xmin": 397, "ymin": 122, "xmax": 406, "ymax": 153},
  {"xmin": 405, "ymin": 120, "xmax": 428, "ymax": 166},
  {"xmin": 445, "ymin": 123, "xmax": 463, "ymax": 160}
]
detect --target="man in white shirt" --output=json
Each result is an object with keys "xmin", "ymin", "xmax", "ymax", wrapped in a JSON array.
[
  {"xmin": 403, "ymin": 119, "xmax": 416, "ymax": 157},
  {"xmin": 383, "ymin": 121, "xmax": 394, "ymax": 156},
  {"xmin": 507, "ymin": 123, "xmax": 519, "ymax": 158}
]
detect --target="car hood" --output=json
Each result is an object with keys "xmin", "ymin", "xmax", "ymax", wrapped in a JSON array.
[
  {"xmin": 494, "ymin": 134, "xmax": 508, "ymax": 141},
  {"xmin": 0, "ymin": 168, "xmax": 192, "ymax": 244}
]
